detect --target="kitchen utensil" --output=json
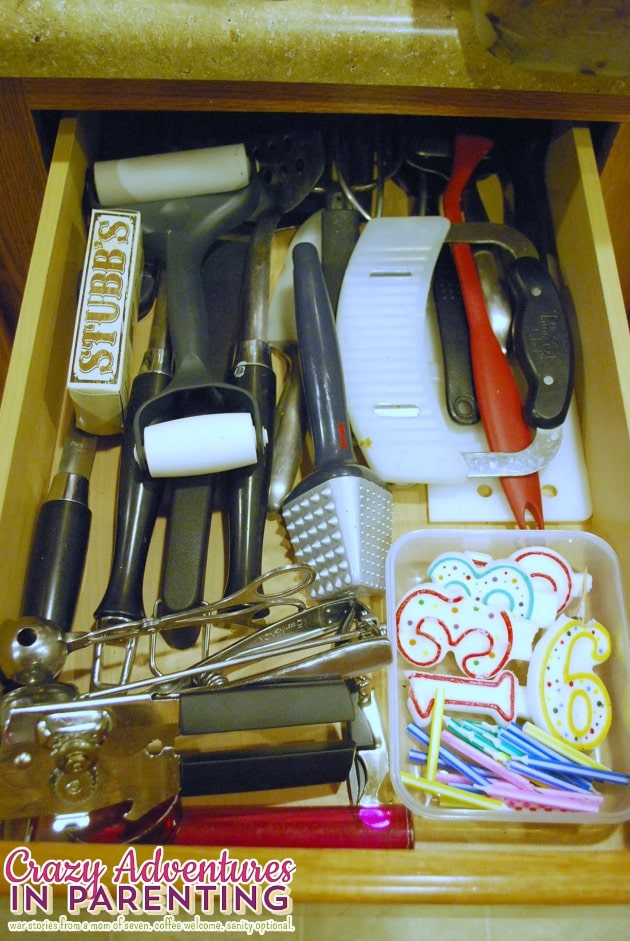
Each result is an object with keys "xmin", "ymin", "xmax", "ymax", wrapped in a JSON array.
[
  {"xmin": 83, "ymin": 591, "xmax": 389, "ymax": 699},
  {"xmin": 267, "ymin": 129, "xmax": 376, "ymax": 512},
  {"xmin": 473, "ymin": 246, "xmax": 512, "ymax": 353},
  {"xmin": 432, "ymin": 244, "xmax": 480, "ymax": 424},
  {"xmin": 427, "ymin": 397, "xmax": 592, "ymax": 523},
  {"xmin": 266, "ymin": 211, "xmax": 322, "ymax": 512},
  {"xmin": 93, "ymin": 144, "xmax": 265, "ymax": 648},
  {"xmin": 31, "ymin": 798, "xmax": 414, "ymax": 849},
  {"xmin": 335, "ymin": 217, "xmax": 571, "ymax": 484},
  {"xmin": 0, "ymin": 563, "xmax": 314, "ymax": 695},
  {"xmin": 462, "ymin": 170, "xmax": 513, "ymax": 354},
  {"xmin": 396, "ymin": 158, "xmax": 479, "ymax": 426},
  {"xmin": 224, "ymin": 129, "xmax": 325, "ymax": 596},
  {"xmin": 441, "ymin": 134, "xmax": 544, "ymax": 528},
  {"xmin": 19, "ymin": 412, "xmax": 96, "ymax": 644},
  {"xmin": 0, "ymin": 662, "xmax": 388, "ymax": 820},
  {"xmin": 282, "ymin": 243, "xmax": 393, "ymax": 600},
  {"xmin": 92, "ymin": 270, "xmax": 172, "ymax": 642}
]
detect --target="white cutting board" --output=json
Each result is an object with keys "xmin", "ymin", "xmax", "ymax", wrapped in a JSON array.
[
  {"xmin": 427, "ymin": 397, "xmax": 592, "ymax": 523},
  {"xmin": 336, "ymin": 216, "xmax": 592, "ymax": 523}
]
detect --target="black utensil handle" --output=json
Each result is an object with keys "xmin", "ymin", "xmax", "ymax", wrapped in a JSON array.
[
  {"xmin": 94, "ymin": 369, "xmax": 168, "ymax": 625},
  {"xmin": 293, "ymin": 242, "xmax": 354, "ymax": 468},
  {"xmin": 180, "ymin": 741, "xmax": 356, "ymax": 798},
  {"xmin": 432, "ymin": 247, "xmax": 480, "ymax": 425},
  {"xmin": 158, "ymin": 476, "xmax": 215, "ymax": 649},
  {"xmin": 179, "ymin": 677, "xmax": 355, "ymax": 736},
  {"xmin": 321, "ymin": 207, "xmax": 360, "ymax": 315},
  {"xmin": 509, "ymin": 255, "xmax": 574, "ymax": 429},
  {"xmin": 224, "ymin": 354, "xmax": 275, "ymax": 596},
  {"xmin": 22, "ymin": 496, "xmax": 91, "ymax": 633}
]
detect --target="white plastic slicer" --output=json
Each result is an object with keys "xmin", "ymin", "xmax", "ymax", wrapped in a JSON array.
[{"xmin": 336, "ymin": 217, "xmax": 572, "ymax": 485}]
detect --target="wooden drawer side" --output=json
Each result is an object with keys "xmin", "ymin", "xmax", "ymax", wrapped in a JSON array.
[
  {"xmin": 0, "ymin": 118, "xmax": 90, "ymax": 621},
  {"xmin": 547, "ymin": 127, "xmax": 630, "ymax": 582}
]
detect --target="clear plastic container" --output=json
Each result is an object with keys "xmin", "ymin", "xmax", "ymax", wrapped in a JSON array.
[
  {"xmin": 470, "ymin": 0, "xmax": 630, "ymax": 76},
  {"xmin": 386, "ymin": 528, "xmax": 630, "ymax": 824}
]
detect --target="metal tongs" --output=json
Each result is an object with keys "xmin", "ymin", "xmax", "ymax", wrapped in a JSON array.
[{"xmin": 86, "ymin": 585, "xmax": 389, "ymax": 698}]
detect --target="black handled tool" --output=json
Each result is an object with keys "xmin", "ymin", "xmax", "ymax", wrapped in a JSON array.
[
  {"xmin": 224, "ymin": 129, "xmax": 325, "ymax": 596},
  {"xmin": 509, "ymin": 255, "xmax": 573, "ymax": 429},
  {"xmin": 22, "ymin": 414, "xmax": 96, "ymax": 635},
  {"xmin": 93, "ymin": 271, "xmax": 172, "ymax": 630}
]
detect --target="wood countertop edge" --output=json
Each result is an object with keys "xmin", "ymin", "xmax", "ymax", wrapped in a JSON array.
[{"xmin": 21, "ymin": 78, "xmax": 630, "ymax": 122}]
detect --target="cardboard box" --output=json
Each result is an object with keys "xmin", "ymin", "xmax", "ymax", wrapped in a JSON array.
[{"xmin": 67, "ymin": 209, "xmax": 143, "ymax": 434}]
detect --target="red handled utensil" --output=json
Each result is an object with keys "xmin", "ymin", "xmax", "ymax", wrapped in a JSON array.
[
  {"xmin": 442, "ymin": 135, "xmax": 544, "ymax": 528},
  {"xmin": 31, "ymin": 797, "xmax": 414, "ymax": 850}
]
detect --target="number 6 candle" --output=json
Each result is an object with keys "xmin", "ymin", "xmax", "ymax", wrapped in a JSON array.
[{"xmin": 525, "ymin": 616, "xmax": 612, "ymax": 750}]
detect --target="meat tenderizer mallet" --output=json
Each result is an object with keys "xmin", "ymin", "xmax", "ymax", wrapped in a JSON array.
[{"xmin": 282, "ymin": 242, "xmax": 393, "ymax": 600}]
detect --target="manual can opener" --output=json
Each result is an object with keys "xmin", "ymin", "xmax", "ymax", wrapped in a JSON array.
[
  {"xmin": 336, "ymin": 217, "xmax": 573, "ymax": 486},
  {"xmin": 0, "ymin": 588, "xmax": 391, "ymax": 821}
]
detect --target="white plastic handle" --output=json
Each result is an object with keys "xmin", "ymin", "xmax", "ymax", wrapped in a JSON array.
[
  {"xmin": 141, "ymin": 412, "xmax": 258, "ymax": 478},
  {"xmin": 94, "ymin": 144, "xmax": 251, "ymax": 205}
]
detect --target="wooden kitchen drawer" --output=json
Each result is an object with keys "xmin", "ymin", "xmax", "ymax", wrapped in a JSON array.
[{"xmin": 0, "ymin": 114, "xmax": 629, "ymax": 905}]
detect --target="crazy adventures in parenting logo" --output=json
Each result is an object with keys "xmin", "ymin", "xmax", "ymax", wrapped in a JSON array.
[{"xmin": 4, "ymin": 845, "xmax": 296, "ymax": 929}]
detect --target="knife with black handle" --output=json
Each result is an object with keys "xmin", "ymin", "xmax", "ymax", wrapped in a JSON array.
[{"xmin": 508, "ymin": 255, "xmax": 574, "ymax": 430}]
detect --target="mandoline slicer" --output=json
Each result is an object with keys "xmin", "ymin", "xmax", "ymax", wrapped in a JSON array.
[
  {"xmin": 282, "ymin": 243, "xmax": 393, "ymax": 601},
  {"xmin": 336, "ymin": 216, "xmax": 457, "ymax": 485}
]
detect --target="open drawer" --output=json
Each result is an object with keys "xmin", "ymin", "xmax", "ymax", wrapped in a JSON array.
[{"xmin": 0, "ymin": 113, "xmax": 629, "ymax": 906}]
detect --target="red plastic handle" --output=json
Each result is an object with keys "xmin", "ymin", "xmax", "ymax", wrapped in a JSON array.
[
  {"xmin": 171, "ymin": 803, "xmax": 415, "ymax": 850},
  {"xmin": 33, "ymin": 798, "xmax": 414, "ymax": 851},
  {"xmin": 443, "ymin": 136, "xmax": 543, "ymax": 528}
]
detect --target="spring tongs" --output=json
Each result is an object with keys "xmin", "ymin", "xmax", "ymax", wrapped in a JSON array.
[
  {"xmin": 85, "ymin": 562, "xmax": 317, "ymax": 691},
  {"xmin": 73, "ymin": 564, "xmax": 388, "ymax": 696}
]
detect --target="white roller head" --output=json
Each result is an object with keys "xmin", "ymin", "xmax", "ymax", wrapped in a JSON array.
[
  {"xmin": 140, "ymin": 412, "xmax": 258, "ymax": 478},
  {"xmin": 94, "ymin": 144, "xmax": 251, "ymax": 206}
]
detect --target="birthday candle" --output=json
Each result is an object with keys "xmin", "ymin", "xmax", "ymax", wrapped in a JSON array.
[
  {"xmin": 396, "ymin": 585, "xmax": 539, "ymax": 678},
  {"xmin": 443, "ymin": 717, "xmax": 511, "ymax": 762},
  {"xmin": 407, "ymin": 670, "xmax": 520, "ymax": 726},
  {"xmin": 427, "ymin": 551, "xmax": 558, "ymax": 625},
  {"xmin": 484, "ymin": 782, "xmax": 603, "ymax": 813},
  {"xmin": 436, "ymin": 771, "xmax": 487, "ymax": 792},
  {"xmin": 407, "ymin": 724, "xmax": 489, "ymax": 786},
  {"xmin": 508, "ymin": 546, "xmax": 592, "ymax": 616},
  {"xmin": 400, "ymin": 772, "xmax": 505, "ymax": 811},
  {"xmin": 508, "ymin": 757, "xmax": 630, "ymax": 786},
  {"xmin": 525, "ymin": 617, "xmax": 612, "ymax": 750},
  {"xmin": 440, "ymin": 728, "xmax": 535, "ymax": 790},
  {"xmin": 426, "ymin": 688, "xmax": 446, "ymax": 781},
  {"xmin": 409, "ymin": 748, "xmax": 447, "ymax": 770},
  {"xmin": 521, "ymin": 721, "xmax": 610, "ymax": 770},
  {"xmin": 506, "ymin": 759, "xmax": 597, "ymax": 792},
  {"xmin": 498, "ymin": 722, "xmax": 559, "ymax": 761}
]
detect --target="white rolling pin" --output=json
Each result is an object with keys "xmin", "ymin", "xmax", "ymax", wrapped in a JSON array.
[
  {"xmin": 139, "ymin": 412, "xmax": 259, "ymax": 478},
  {"xmin": 94, "ymin": 143, "xmax": 251, "ymax": 205}
]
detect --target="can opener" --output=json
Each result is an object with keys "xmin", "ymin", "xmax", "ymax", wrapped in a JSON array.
[{"xmin": 0, "ymin": 581, "xmax": 391, "ymax": 820}]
